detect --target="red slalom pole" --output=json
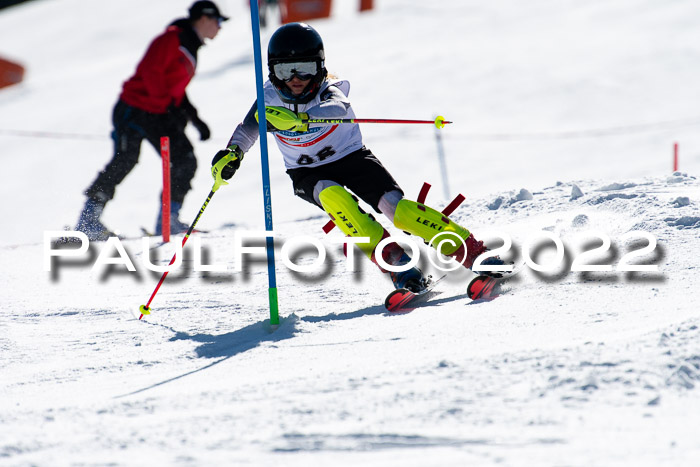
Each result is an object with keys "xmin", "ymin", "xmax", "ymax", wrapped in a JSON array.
[
  {"xmin": 673, "ymin": 142, "xmax": 679, "ymax": 172},
  {"xmin": 161, "ymin": 137, "xmax": 171, "ymax": 243}
]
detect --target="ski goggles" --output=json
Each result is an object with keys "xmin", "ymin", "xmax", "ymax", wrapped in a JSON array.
[{"xmin": 272, "ymin": 61, "xmax": 318, "ymax": 82}]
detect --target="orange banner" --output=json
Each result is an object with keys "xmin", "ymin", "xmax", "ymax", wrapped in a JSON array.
[{"xmin": 0, "ymin": 56, "xmax": 24, "ymax": 89}]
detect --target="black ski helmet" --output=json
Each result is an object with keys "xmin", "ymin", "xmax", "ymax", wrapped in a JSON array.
[{"xmin": 267, "ymin": 22, "xmax": 327, "ymax": 104}]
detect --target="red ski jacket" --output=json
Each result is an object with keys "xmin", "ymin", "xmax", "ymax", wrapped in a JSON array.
[{"xmin": 120, "ymin": 19, "xmax": 202, "ymax": 114}]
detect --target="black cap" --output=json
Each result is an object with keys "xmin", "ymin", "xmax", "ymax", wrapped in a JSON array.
[{"xmin": 189, "ymin": 1, "xmax": 229, "ymax": 22}]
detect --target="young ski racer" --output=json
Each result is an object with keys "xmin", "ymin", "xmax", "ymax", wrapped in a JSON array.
[{"xmin": 211, "ymin": 22, "xmax": 501, "ymax": 293}]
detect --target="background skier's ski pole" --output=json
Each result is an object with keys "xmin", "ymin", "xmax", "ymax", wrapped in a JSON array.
[
  {"xmin": 138, "ymin": 184, "xmax": 220, "ymax": 320},
  {"xmin": 305, "ymin": 116, "xmax": 452, "ymax": 129}
]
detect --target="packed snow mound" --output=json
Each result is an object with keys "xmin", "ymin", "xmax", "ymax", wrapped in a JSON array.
[{"xmin": 454, "ymin": 172, "xmax": 698, "ymax": 244}]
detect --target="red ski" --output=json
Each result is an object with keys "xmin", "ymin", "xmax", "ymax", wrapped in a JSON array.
[
  {"xmin": 384, "ymin": 275, "xmax": 446, "ymax": 312},
  {"xmin": 466, "ymin": 275, "xmax": 502, "ymax": 300},
  {"xmin": 467, "ymin": 261, "xmax": 526, "ymax": 301}
]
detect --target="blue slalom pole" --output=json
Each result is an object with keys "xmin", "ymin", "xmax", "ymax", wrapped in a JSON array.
[{"xmin": 249, "ymin": 0, "xmax": 279, "ymax": 326}]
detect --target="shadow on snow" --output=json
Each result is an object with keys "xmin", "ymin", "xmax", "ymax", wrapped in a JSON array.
[
  {"xmin": 116, "ymin": 314, "xmax": 299, "ymax": 398},
  {"xmin": 117, "ymin": 300, "xmax": 427, "ymax": 398}
]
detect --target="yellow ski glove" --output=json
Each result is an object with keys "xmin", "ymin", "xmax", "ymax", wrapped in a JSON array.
[{"xmin": 211, "ymin": 145, "xmax": 243, "ymax": 192}]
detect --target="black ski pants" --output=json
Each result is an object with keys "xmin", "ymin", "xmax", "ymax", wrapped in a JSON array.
[{"xmin": 85, "ymin": 99, "xmax": 197, "ymax": 205}]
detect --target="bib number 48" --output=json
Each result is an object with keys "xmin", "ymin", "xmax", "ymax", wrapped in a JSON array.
[{"xmin": 296, "ymin": 146, "xmax": 336, "ymax": 165}]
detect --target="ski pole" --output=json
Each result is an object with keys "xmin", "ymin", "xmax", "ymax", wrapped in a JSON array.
[
  {"xmin": 261, "ymin": 108, "xmax": 451, "ymax": 131},
  {"xmin": 138, "ymin": 152, "xmax": 238, "ymax": 319},
  {"xmin": 304, "ymin": 115, "xmax": 452, "ymax": 129},
  {"xmin": 138, "ymin": 179, "xmax": 226, "ymax": 320}
]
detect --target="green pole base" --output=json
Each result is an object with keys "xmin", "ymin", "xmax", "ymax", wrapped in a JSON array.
[{"xmin": 268, "ymin": 287, "xmax": 279, "ymax": 326}]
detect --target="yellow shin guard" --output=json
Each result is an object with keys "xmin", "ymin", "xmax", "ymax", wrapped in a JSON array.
[
  {"xmin": 318, "ymin": 186, "xmax": 385, "ymax": 258},
  {"xmin": 393, "ymin": 199, "xmax": 471, "ymax": 256}
]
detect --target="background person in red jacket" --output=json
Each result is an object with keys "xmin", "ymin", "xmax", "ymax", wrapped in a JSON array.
[{"xmin": 75, "ymin": 1, "xmax": 228, "ymax": 240}]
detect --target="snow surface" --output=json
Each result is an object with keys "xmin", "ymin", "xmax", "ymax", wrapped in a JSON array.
[{"xmin": 1, "ymin": 0, "xmax": 700, "ymax": 465}]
